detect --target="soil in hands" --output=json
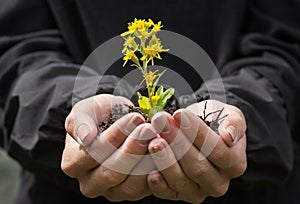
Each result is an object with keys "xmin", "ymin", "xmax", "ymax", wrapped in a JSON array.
[
  {"xmin": 99, "ymin": 101, "xmax": 227, "ymax": 134},
  {"xmin": 99, "ymin": 104, "xmax": 177, "ymax": 132}
]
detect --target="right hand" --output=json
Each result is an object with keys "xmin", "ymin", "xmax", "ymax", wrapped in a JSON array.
[
  {"xmin": 146, "ymin": 100, "xmax": 247, "ymax": 203},
  {"xmin": 62, "ymin": 94, "xmax": 157, "ymax": 201}
]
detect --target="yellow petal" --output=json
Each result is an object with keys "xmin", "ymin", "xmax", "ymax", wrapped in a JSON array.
[{"xmin": 140, "ymin": 55, "xmax": 147, "ymax": 61}]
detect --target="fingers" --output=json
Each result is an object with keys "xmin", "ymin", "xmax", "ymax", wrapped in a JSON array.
[
  {"xmin": 173, "ymin": 109, "xmax": 219, "ymax": 157},
  {"xmin": 151, "ymin": 112, "xmax": 196, "ymax": 159},
  {"xmin": 148, "ymin": 138, "xmax": 206, "ymax": 203},
  {"xmin": 102, "ymin": 123, "xmax": 157, "ymax": 174},
  {"xmin": 105, "ymin": 156, "xmax": 155, "ymax": 201},
  {"xmin": 61, "ymin": 113, "xmax": 144, "ymax": 179},
  {"xmin": 77, "ymin": 124, "xmax": 157, "ymax": 198},
  {"xmin": 217, "ymin": 105, "xmax": 246, "ymax": 147},
  {"xmin": 173, "ymin": 107, "xmax": 247, "ymax": 178},
  {"xmin": 172, "ymin": 109, "xmax": 208, "ymax": 151},
  {"xmin": 65, "ymin": 101, "xmax": 99, "ymax": 146},
  {"xmin": 85, "ymin": 113, "xmax": 145, "ymax": 164},
  {"xmin": 106, "ymin": 175, "xmax": 151, "ymax": 201},
  {"xmin": 147, "ymin": 171, "xmax": 178, "ymax": 201},
  {"xmin": 61, "ymin": 133, "xmax": 99, "ymax": 178},
  {"xmin": 186, "ymin": 99, "xmax": 246, "ymax": 147},
  {"xmin": 65, "ymin": 94, "xmax": 133, "ymax": 146},
  {"xmin": 152, "ymin": 113, "xmax": 230, "ymax": 197}
]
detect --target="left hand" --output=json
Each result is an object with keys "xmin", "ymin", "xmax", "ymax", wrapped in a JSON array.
[
  {"xmin": 147, "ymin": 100, "xmax": 247, "ymax": 203},
  {"xmin": 62, "ymin": 94, "xmax": 156, "ymax": 201}
]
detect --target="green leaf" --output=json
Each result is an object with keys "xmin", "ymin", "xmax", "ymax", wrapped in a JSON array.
[
  {"xmin": 157, "ymin": 88, "xmax": 175, "ymax": 108},
  {"xmin": 156, "ymin": 86, "xmax": 164, "ymax": 96}
]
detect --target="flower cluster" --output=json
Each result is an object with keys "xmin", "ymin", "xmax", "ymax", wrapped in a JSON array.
[
  {"xmin": 121, "ymin": 18, "xmax": 168, "ymax": 67},
  {"xmin": 121, "ymin": 18, "xmax": 174, "ymax": 120}
]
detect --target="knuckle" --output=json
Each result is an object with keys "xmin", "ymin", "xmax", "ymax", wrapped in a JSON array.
[
  {"xmin": 193, "ymin": 194, "xmax": 207, "ymax": 204},
  {"xmin": 239, "ymin": 111, "xmax": 246, "ymax": 124},
  {"xmin": 79, "ymin": 183, "xmax": 98, "ymax": 198},
  {"xmin": 233, "ymin": 107, "xmax": 246, "ymax": 129},
  {"xmin": 120, "ymin": 185, "xmax": 144, "ymax": 200},
  {"xmin": 229, "ymin": 104, "xmax": 242, "ymax": 117},
  {"xmin": 211, "ymin": 182, "xmax": 229, "ymax": 197},
  {"xmin": 189, "ymin": 162, "xmax": 209, "ymax": 180},
  {"xmin": 170, "ymin": 179, "xmax": 189, "ymax": 192},
  {"xmin": 105, "ymin": 194, "xmax": 121, "ymax": 202},
  {"xmin": 234, "ymin": 158, "xmax": 247, "ymax": 177},
  {"xmin": 102, "ymin": 168, "xmax": 124, "ymax": 186},
  {"xmin": 235, "ymin": 107, "xmax": 244, "ymax": 119},
  {"xmin": 210, "ymin": 148, "xmax": 227, "ymax": 164},
  {"xmin": 61, "ymin": 157, "xmax": 76, "ymax": 178},
  {"xmin": 153, "ymin": 191, "xmax": 174, "ymax": 201}
]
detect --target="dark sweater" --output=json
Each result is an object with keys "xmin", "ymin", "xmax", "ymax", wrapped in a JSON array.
[{"xmin": 0, "ymin": 0, "xmax": 300, "ymax": 203}]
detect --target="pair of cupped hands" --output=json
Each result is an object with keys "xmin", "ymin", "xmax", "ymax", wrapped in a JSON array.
[{"xmin": 62, "ymin": 94, "xmax": 247, "ymax": 204}]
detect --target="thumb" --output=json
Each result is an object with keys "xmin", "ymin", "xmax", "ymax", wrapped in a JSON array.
[
  {"xmin": 218, "ymin": 106, "xmax": 246, "ymax": 147},
  {"xmin": 65, "ymin": 94, "xmax": 134, "ymax": 146},
  {"xmin": 65, "ymin": 98, "xmax": 100, "ymax": 146}
]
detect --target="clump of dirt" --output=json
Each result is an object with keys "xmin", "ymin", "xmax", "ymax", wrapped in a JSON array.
[
  {"xmin": 99, "ymin": 104, "xmax": 177, "ymax": 132},
  {"xmin": 99, "ymin": 101, "xmax": 227, "ymax": 134},
  {"xmin": 198, "ymin": 101, "xmax": 228, "ymax": 134}
]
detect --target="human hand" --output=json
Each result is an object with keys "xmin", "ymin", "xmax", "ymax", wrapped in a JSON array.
[
  {"xmin": 62, "ymin": 94, "xmax": 158, "ymax": 201},
  {"xmin": 147, "ymin": 100, "xmax": 247, "ymax": 203}
]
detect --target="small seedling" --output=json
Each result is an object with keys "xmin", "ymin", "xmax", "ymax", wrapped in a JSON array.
[{"xmin": 121, "ymin": 18, "xmax": 174, "ymax": 121}]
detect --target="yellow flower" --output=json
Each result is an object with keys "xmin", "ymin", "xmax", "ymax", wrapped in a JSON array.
[
  {"xmin": 137, "ymin": 93, "xmax": 151, "ymax": 113},
  {"xmin": 122, "ymin": 36, "xmax": 138, "ymax": 53},
  {"xmin": 148, "ymin": 19, "xmax": 154, "ymax": 26},
  {"xmin": 120, "ymin": 18, "xmax": 173, "ymax": 119},
  {"xmin": 136, "ymin": 29, "xmax": 150, "ymax": 40},
  {"xmin": 121, "ymin": 18, "xmax": 152, "ymax": 36},
  {"xmin": 123, "ymin": 50, "xmax": 139, "ymax": 67},
  {"xmin": 141, "ymin": 42, "xmax": 168, "ymax": 65},
  {"xmin": 153, "ymin": 21, "xmax": 163, "ymax": 31},
  {"xmin": 151, "ymin": 93, "xmax": 160, "ymax": 104},
  {"xmin": 124, "ymin": 36, "xmax": 137, "ymax": 49},
  {"xmin": 130, "ymin": 18, "xmax": 152, "ymax": 30},
  {"xmin": 147, "ymin": 19, "xmax": 162, "ymax": 31},
  {"xmin": 140, "ymin": 35, "xmax": 169, "ymax": 65}
]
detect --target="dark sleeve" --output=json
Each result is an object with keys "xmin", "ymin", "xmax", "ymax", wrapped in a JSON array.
[
  {"xmin": 182, "ymin": 0, "xmax": 300, "ymax": 189},
  {"xmin": 0, "ymin": 0, "xmax": 132, "ymax": 192}
]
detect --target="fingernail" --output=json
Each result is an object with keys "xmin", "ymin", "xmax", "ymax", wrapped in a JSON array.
[
  {"xmin": 152, "ymin": 113, "xmax": 170, "ymax": 134},
  {"xmin": 227, "ymin": 126, "xmax": 237, "ymax": 144},
  {"xmin": 121, "ymin": 114, "xmax": 144, "ymax": 135},
  {"xmin": 151, "ymin": 142, "xmax": 166, "ymax": 159},
  {"xmin": 173, "ymin": 110, "xmax": 191, "ymax": 129},
  {"xmin": 77, "ymin": 124, "xmax": 90, "ymax": 144},
  {"xmin": 137, "ymin": 126, "xmax": 157, "ymax": 146}
]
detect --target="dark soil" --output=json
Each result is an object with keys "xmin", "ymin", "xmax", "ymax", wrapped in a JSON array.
[
  {"xmin": 99, "ymin": 101, "xmax": 227, "ymax": 134},
  {"xmin": 99, "ymin": 104, "xmax": 177, "ymax": 132}
]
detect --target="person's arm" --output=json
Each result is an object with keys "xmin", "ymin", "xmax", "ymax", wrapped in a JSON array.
[
  {"xmin": 0, "ymin": 0, "xmax": 130, "ymax": 192},
  {"xmin": 220, "ymin": 0, "xmax": 300, "ymax": 188},
  {"xmin": 144, "ymin": 0, "xmax": 300, "ymax": 202},
  {"xmin": 191, "ymin": 0, "xmax": 300, "ymax": 189}
]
